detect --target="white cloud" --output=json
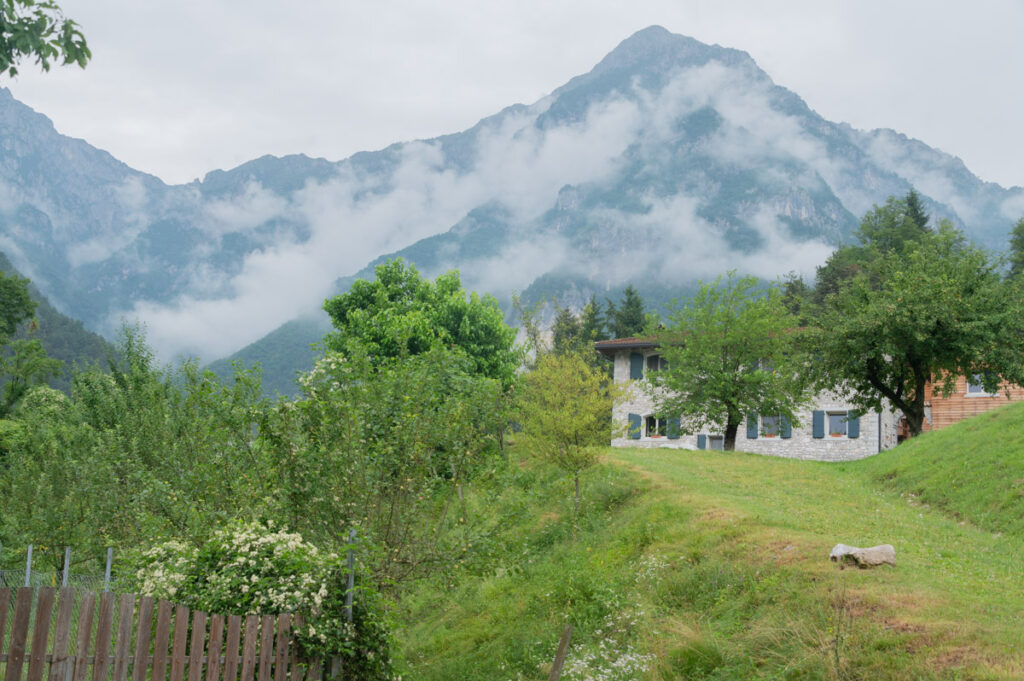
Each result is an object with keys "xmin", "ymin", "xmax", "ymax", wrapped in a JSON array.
[
  {"xmin": 202, "ymin": 181, "xmax": 290, "ymax": 235},
  {"xmin": 114, "ymin": 91, "xmax": 645, "ymax": 360}
]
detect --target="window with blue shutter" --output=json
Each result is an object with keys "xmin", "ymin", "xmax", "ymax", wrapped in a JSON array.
[
  {"xmin": 697, "ymin": 434, "xmax": 707, "ymax": 449},
  {"xmin": 780, "ymin": 416, "xmax": 792, "ymax": 439},
  {"xmin": 847, "ymin": 411, "xmax": 860, "ymax": 439},
  {"xmin": 746, "ymin": 412, "xmax": 758, "ymax": 439},
  {"xmin": 629, "ymin": 353, "xmax": 643, "ymax": 380},
  {"xmin": 667, "ymin": 416, "xmax": 681, "ymax": 439},
  {"xmin": 628, "ymin": 413, "xmax": 642, "ymax": 440},
  {"xmin": 812, "ymin": 410, "xmax": 825, "ymax": 438}
]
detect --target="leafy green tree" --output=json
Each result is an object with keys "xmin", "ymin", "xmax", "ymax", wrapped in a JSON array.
[
  {"xmin": 263, "ymin": 346, "xmax": 505, "ymax": 584},
  {"xmin": 324, "ymin": 259, "xmax": 519, "ymax": 387},
  {"xmin": 0, "ymin": 270, "xmax": 34, "ymax": 343},
  {"xmin": 516, "ymin": 352, "xmax": 621, "ymax": 514},
  {"xmin": 651, "ymin": 274, "xmax": 811, "ymax": 451},
  {"xmin": 0, "ymin": 338, "xmax": 62, "ymax": 417},
  {"xmin": 0, "ymin": 0, "xmax": 90, "ymax": 77},
  {"xmin": 607, "ymin": 285, "xmax": 646, "ymax": 338},
  {"xmin": 0, "ymin": 271, "xmax": 62, "ymax": 416},
  {"xmin": 1, "ymin": 327, "xmax": 272, "ymax": 565},
  {"xmin": 813, "ymin": 224, "xmax": 1024, "ymax": 437},
  {"xmin": 1008, "ymin": 217, "xmax": 1024, "ymax": 280},
  {"xmin": 812, "ymin": 190, "xmax": 933, "ymax": 307}
]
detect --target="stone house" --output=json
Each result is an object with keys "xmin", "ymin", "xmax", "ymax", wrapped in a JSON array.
[{"xmin": 594, "ymin": 337, "xmax": 901, "ymax": 462}]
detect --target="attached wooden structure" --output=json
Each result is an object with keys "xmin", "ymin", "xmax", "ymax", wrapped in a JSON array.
[
  {"xmin": 912, "ymin": 375, "xmax": 1024, "ymax": 436},
  {"xmin": 0, "ymin": 587, "xmax": 325, "ymax": 681}
]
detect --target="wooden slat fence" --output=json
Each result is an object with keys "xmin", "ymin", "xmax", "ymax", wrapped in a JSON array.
[{"xmin": 0, "ymin": 588, "xmax": 326, "ymax": 681}]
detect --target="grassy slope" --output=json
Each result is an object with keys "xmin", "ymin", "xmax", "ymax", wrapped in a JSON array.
[
  {"xmin": 852, "ymin": 401, "xmax": 1024, "ymax": 537},
  {"xmin": 396, "ymin": 426, "xmax": 1024, "ymax": 680}
]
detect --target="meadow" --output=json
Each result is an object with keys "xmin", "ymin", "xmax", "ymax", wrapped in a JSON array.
[{"xmin": 396, "ymin": 403, "xmax": 1024, "ymax": 680}]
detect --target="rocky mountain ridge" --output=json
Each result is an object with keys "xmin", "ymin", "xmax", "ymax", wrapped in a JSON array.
[{"xmin": 0, "ymin": 26, "xmax": 1021, "ymax": 382}]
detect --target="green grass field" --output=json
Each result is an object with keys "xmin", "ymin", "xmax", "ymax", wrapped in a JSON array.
[{"xmin": 395, "ymin": 404, "xmax": 1024, "ymax": 680}]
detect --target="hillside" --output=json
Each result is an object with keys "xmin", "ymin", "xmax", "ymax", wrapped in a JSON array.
[
  {"xmin": 395, "ymin": 438, "xmax": 1023, "ymax": 679},
  {"xmin": 0, "ymin": 252, "xmax": 112, "ymax": 393},
  {"xmin": 852, "ymin": 401, "xmax": 1024, "ymax": 537}
]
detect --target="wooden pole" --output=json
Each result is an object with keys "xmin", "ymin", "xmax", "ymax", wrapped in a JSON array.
[
  {"xmin": 547, "ymin": 626, "xmax": 573, "ymax": 681},
  {"xmin": 62, "ymin": 547, "xmax": 71, "ymax": 587},
  {"xmin": 24, "ymin": 545, "xmax": 32, "ymax": 587},
  {"xmin": 103, "ymin": 548, "xmax": 113, "ymax": 591}
]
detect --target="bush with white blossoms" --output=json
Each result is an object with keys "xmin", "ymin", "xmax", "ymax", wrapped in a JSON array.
[{"xmin": 129, "ymin": 520, "xmax": 397, "ymax": 681}]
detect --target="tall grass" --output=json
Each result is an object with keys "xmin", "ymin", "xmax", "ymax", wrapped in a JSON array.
[{"xmin": 394, "ymin": 431, "xmax": 1024, "ymax": 680}]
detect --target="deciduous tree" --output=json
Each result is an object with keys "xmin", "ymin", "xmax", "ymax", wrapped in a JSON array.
[
  {"xmin": 813, "ymin": 224, "xmax": 1024, "ymax": 436},
  {"xmin": 651, "ymin": 274, "xmax": 811, "ymax": 451},
  {"xmin": 0, "ymin": 0, "xmax": 90, "ymax": 77},
  {"xmin": 323, "ymin": 259, "xmax": 519, "ymax": 387},
  {"xmin": 516, "ymin": 352, "xmax": 621, "ymax": 514}
]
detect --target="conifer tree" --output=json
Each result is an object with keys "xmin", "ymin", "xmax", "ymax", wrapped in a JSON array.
[{"xmin": 608, "ymin": 285, "xmax": 646, "ymax": 338}]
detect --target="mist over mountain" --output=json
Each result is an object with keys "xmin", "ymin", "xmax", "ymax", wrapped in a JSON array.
[{"xmin": 1, "ymin": 26, "xmax": 1021, "ymax": 375}]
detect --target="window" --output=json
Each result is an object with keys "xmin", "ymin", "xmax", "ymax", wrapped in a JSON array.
[
  {"xmin": 761, "ymin": 415, "xmax": 780, "ymax": 437},
  {"xmin": 645, "ymin": 354, "xmax": 667, "ymax": 374},
  {"xmin": 708, "ymin": 435, "xmax": 724, "ymax": 450},
  {"xmin": 828, "ymin": 412, "xmax": 847, "ymax": 437},
  {"xmin": 967, "ymin": 373, "xmax": 997, "ymax": 396},
  {"xmin": 645, "ymin": 415, "xmax": 666, "ymax": 437}
]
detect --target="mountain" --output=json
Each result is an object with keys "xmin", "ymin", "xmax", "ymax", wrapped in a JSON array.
[{"xmin": 1, "ymin": 26, "xmax": 1022, "ymax": 390}]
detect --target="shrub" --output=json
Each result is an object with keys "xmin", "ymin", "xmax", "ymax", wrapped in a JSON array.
[{"xmin": 130, "ymin": 520, "xmax": 397, "ymax": 681}]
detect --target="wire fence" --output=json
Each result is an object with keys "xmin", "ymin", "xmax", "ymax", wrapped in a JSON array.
[
  {"xmin": 0, "ymin": 545, "xmax": 115, "ymax": 592},
  {"xmin": 0, "ymin": 570, "xmax": 110, "ymax": 590}
]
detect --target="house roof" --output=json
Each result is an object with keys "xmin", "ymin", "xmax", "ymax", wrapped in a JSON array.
[{"xmin": 594, "ymin": 336, "xmax": 658, "ymax": 357}]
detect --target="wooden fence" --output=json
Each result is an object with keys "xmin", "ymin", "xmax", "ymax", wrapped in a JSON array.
[{"xmin": 0, "ymin": 587, "xmax": 327, "ymax": 681}]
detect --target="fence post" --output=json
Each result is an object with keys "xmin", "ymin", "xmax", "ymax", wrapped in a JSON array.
[
  {"xmin": 547, "ymin": 625, "xmax": 573, "ymax": 681},
  {"xmin": 103, "ymin": 548, "xmax": 113, "ymax": 591},
  {"xmin": 344, "ymin": 529, "xmax": 356, "ymax": 624},
  {"xmin": 62, "ymin": 547, "xmax": 71, "ymax": 587},
  {"xmin": 24, "ymin": 543, "xmax": 33, "ymax": 586}
]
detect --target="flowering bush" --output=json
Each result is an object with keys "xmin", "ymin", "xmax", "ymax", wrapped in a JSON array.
[{"xmin": 129, "ymin": 520, "xmax": 397, "ymax": 681}]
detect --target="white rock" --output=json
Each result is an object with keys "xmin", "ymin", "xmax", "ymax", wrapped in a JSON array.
[{"xmin": 829, "ymin": 543, "xmax": 896, "ymax": 569}]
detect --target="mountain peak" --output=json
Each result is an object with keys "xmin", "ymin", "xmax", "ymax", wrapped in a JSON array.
[{"xmin": 593, "ymin": 26, "xmax": 755, "ymax": 76}]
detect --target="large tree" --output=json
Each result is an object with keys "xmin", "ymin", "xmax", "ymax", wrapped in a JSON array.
[
  {"xmin": 0, "ymin": 0, "xmax": 89, "ymax": 77},
  {"xmin": 651, "ymin": 274, "xmax": 811, "ymax": 451},
  {"xmin": 812, "ymin": 223, "xmax": 1024, "ymax": 436},
  {"xmin": 323, "ymin": 259, "xmax": 519, "ymax": 387}
]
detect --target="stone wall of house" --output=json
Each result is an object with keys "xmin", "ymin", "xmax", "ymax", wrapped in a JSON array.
[{"xmin": 607, "ymin": 349, "xmax": 900, "ymax": 461}]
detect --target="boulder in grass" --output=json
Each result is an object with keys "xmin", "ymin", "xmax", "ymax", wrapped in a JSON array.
[{"xmin": 829, "ymin": 543, "xmax": 896, "ymax": 569}]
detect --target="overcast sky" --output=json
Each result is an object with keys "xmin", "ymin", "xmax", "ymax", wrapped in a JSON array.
[{"xmin": 6, "ymin": 0, "xmax": 1023, "ymax": 189}]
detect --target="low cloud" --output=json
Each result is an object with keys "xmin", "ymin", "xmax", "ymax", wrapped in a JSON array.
[
  {"xmin": 67, "ymin": 176, "xmax": 152, "ymax": 267},
  {"xmin": 118, "ymin": 93, "xmax": 641, "ymax": 360}
]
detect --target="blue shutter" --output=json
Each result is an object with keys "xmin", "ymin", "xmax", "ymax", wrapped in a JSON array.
[
  {"xmin": 697, "ymin": 434, "xmax": 707, "ymax": 450},
  {"xmin": 812, "ymin": 410, "xmax": 825, "ymax": 438},
  {"xmin": 629, "ymin": 353, "xmax": 643, "ymax": 380},
  {"xmin": 628, "ymin": 413, "xmax": 642, "ymax": 440},
  {"xmin": 746, "ymin": 412, "xmax": 758, "ymax": 439},
  {"xmin": 667, "ymin": 416, "xmax": 681, "ymax": 439},
  {"xmin": 847, "ymin": 412, "xmax": 860, "ymax": 439},
  {"xmin": 780, "ymin": 416, "xmax": 792, "ymax": 439}
]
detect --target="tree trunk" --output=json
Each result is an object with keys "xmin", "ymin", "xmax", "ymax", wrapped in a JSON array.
[
  {"xmin": 724, "ymin": 407, "xmax": 741, "ymax": 450},
  {"xmin": 904, "ymin": 410, "xmax": 925, "ymax": 437}
]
